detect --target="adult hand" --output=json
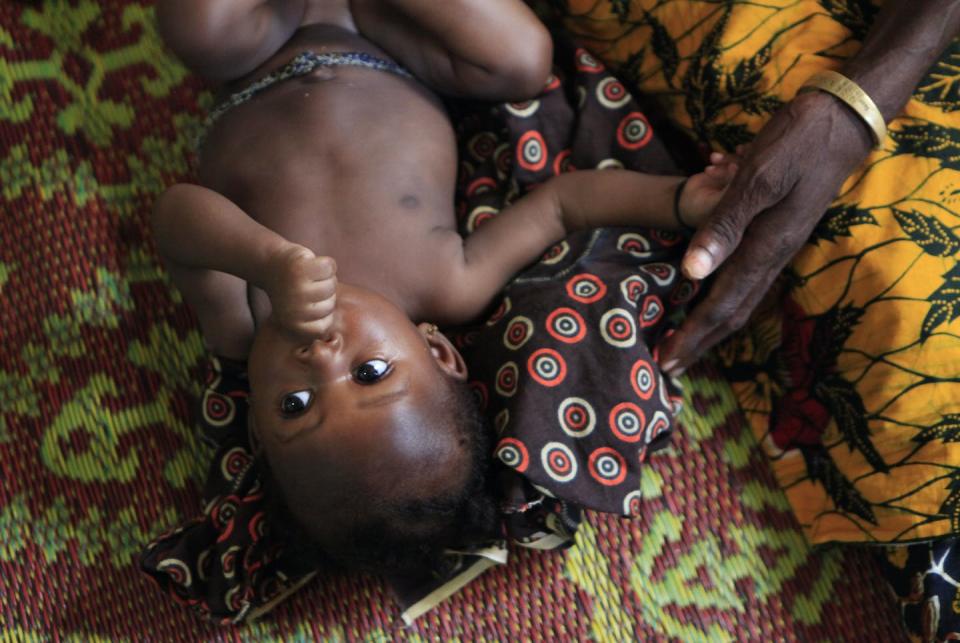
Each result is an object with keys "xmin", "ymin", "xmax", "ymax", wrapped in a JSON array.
[{"xmin": 657, "ymin": 89, "xmax": 875, "ymax": 375}]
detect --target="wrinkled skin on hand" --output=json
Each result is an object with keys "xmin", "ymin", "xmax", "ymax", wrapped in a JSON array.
[{"xmin": 657, "ymin": 90, "xmax": 875, "ymax": 374}]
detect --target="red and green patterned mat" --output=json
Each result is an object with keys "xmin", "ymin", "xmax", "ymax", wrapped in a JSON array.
[{"xmin": 0, "ymin": 1, "xmax": 907, "ymax": 639}]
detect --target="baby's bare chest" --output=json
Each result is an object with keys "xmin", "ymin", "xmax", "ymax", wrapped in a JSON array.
[{"xmin": 198, "ymin": 59, "xmax": 461, "ymax": 273}]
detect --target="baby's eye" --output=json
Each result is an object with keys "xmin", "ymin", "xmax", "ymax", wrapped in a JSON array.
[
  {"xmin": 353, "ymin": 359, "xmax": 391, "ymax": 384},
  {"xmin": 280, "ymin": 390, "xmax": 312, "ymax": 416}
]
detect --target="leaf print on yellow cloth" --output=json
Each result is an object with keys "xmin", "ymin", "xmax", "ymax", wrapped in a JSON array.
[{"xmin": 558, "ymin": 0, "xmax": 960, "ymax": 544}]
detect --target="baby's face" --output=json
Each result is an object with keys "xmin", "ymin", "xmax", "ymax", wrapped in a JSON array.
[{"xmin": 248, "ymin": 284, "xmax": 470, "ymax": 535}]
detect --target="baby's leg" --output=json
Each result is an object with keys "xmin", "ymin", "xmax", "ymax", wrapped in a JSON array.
[
  {"xmin": 156, "ymin": 0, "xmax": 306, "ymax": 82},
  {"xmin": 350, "ymin": 0, "xmax": 553, "ymax": 101}
]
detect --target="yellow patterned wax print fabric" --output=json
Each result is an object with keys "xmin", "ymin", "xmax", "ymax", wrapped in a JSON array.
[{"xmin": 556, "ymin": 0, "xmax": 960, "ymax": 545}]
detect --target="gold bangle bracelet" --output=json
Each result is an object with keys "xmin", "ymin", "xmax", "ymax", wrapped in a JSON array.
[{"xmin": 798, "ymin": 69, "xmax": 887, "ymax": 148}]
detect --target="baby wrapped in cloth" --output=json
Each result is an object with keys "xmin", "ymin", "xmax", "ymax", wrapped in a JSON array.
[{"xmin": 140, "ymin": 41, "xmax": 698, "ymax": 623}]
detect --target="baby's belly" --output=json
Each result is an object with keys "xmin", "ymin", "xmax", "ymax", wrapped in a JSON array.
[{"xmin": 198, "ymin": 52, "xmax": 460, "ymax": 251}]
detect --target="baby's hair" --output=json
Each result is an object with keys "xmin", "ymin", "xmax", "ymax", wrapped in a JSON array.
[{"xmin": 260, "ymin": 379, "xmax": 501, "ymax": 576}]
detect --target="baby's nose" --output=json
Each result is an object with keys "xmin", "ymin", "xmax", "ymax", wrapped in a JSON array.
[
  {"xmin": 316, "ymin": 326, "xmax": 342, "ymax": 347},
  {"xmin": 295, "ymin": 332, "xmax": 342, "ymax": 361}
]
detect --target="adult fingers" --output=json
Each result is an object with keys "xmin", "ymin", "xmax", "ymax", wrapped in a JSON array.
[
  {"xmin": 682, "ymin": 152, "xmax": 795, "ymax": 281},
  {"xmin": 661, "ymin": 269, "xmax": 776, "ymax": 374},
  {"xmin": 661, "ymin": 196, "xmax": 806, "ymax": 370},
  {"xmin": 659, "ymin": 256, "xmax": 765, "ymax": 372}
]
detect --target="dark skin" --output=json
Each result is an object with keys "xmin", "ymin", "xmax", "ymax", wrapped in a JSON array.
[
  {"xmin": 658, "ymin": 0, "xmax": 960, "ymax": 376},
  {"xmin": 246, "ymin": 285, "xmax": 474, "ymax": 536},
  {"xmin": 151, "ymin": 0, "xmax": 736, "ymax": 522}
]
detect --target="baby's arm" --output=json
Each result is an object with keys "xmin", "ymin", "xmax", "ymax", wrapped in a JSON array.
[
  {"xmin": 152, "ymin": 184, "xmax": 337, "ymax": 354},
  {"xmin": 350, "ymin": 0, "xmax": 552, "ymax": 100},
  {"xmin": 440, "ymin": 157, "xmax": 736, "ymax": 324},
  {"xmin": 157, "ymin": 0, "xmax": 305, "ymax": 81}
]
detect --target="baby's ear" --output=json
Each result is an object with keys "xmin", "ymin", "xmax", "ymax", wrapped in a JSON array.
[{"xmin": 419, "ymin": 323, "xmax": 468, "ymax": 381}]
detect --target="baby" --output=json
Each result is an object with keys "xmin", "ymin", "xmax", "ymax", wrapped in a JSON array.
[{"xmin": 152, "ymin": 0, "xmax": 736, "ymax": 574}]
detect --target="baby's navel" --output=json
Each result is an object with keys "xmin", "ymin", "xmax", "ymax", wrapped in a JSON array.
[
  {"xmin": 399, "ymin": 194, "xmax": 420, "ymax": 210},
  {"xmin": 303, "ymin": 67, "xmax": 336, "ymax": 83}
]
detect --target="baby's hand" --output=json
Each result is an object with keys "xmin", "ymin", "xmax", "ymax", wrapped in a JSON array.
[
  {"xmin": 678, "ymin": 150, "xmax": 741, "ymax": 228},
  {"xmin": 263, "ymin": 244, "xmax": 337, "ymax": 339}
]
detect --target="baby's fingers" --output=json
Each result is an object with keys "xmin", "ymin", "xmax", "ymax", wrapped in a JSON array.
[
  {"xmin": 718, "ymin": 160, "xmax": 739, "ymax": 183},
  {"xmin": 299, "ymin": 275, "xmax": 337, "ymax": 303},
  {"xmin": 302, "ymin": 255, "xmax": 337, "ymax": 282},
  {"xmin": 286, "ymin": 315, "xmax": 336, "ymax": 342},
  {"xmin": 300, "ymin": 292, "xmax": 337, "ymax": 320},
  {"xmin": 704, "ymin": 161, "xmax": 739, "ymax": 188},
  {"xmin": 708, "ymin": 151, "xmax": 742, "ymax": 168}
]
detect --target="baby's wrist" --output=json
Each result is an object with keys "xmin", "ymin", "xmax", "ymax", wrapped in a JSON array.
[
  {"xmin": 258, "ymin": 241, "xmax": 306, "ymax": 290},
  {"xmin": 673, "ymin": 177, "xmax": 696, "ymax": 231}
]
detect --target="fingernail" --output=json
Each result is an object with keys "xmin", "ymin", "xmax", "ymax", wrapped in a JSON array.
[
  {"xmin": 668, "ymin": 367, "xmax": 686, "ymax": 378},
  {"xmin": 662, "ymin": 359, "xmax": 678, "ymax": 372},
  {"xmin": 685, "ymin": 248, "xmax": 713, "ymax": 280}
]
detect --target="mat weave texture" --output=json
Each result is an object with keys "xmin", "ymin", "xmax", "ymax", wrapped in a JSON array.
[{"xmin": 0, "ymin": 1, "xmax": 907, "ymax": 640}]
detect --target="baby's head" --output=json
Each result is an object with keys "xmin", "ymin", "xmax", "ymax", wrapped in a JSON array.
[{"xmin": 248, "ymin": 284, "xmax": 499, "ymax": 574}]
